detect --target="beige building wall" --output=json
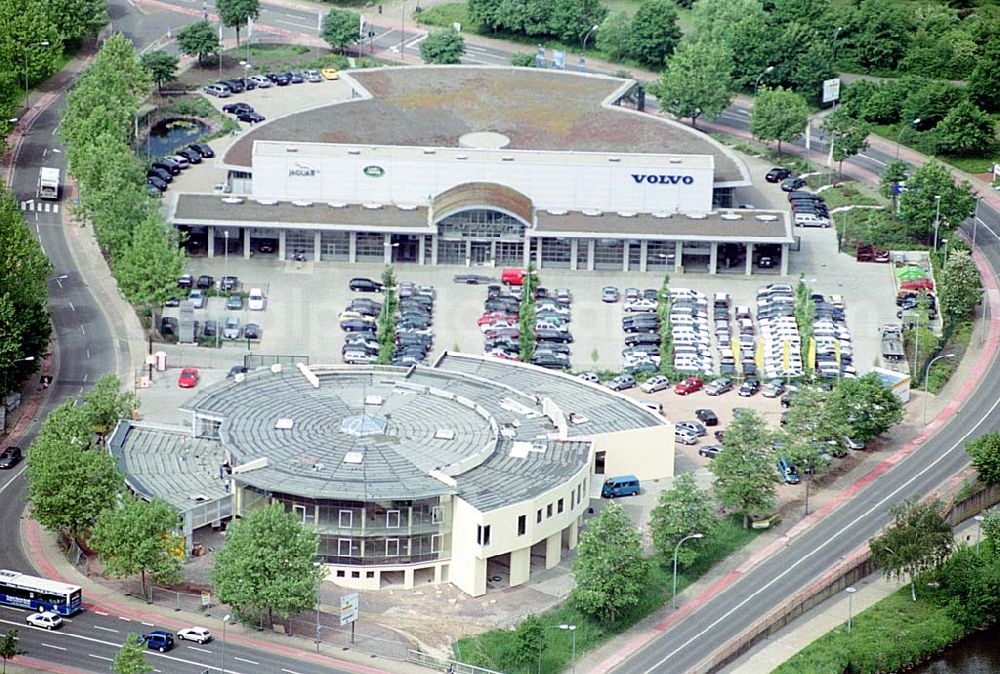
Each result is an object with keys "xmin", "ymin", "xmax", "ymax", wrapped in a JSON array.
[
  {"xmin": 449, "ymin": 459, "xmax": 592, "ymax": 597},
  {"xmin": 585, "ymin": 424, "xmax": 675, "ymax": 482}
]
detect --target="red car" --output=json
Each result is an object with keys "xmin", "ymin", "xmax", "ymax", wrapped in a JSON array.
[
  {"xmin": 674, "ymin": 376, "xmax": 704, "ymax": 395},
  {"xmin": 477, "ymin": 312, "xmax": 516, "ymax": 327},
  {"xmin": 177, "ymin": 368, "xmax": 199, "ymax": 388},
  {"xmin": 900, "ymin": 278, "xmax": 934, "ymax": 292}
]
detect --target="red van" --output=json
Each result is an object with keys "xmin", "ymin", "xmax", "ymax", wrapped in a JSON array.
[{"xmin": 501, "ymin": 267, "xmax": 527, "ymax": 285}]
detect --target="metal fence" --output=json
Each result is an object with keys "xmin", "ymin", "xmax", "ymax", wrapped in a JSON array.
[
  {"xmin": 278, "ymin": 609, "xmax": 409, "ymax": 660},
  {"xmin": 408, "ymin": 651, "xmax": 506, "ymax": 674},
  {"xmin": 121, "ymin": 578, "xmax": 213, "ymax": 613},
  {"xmin": 244, "ymin": 353, "xmax": 311, "ymax": 368}
]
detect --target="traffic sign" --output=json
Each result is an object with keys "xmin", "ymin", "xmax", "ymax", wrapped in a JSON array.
[{"xmin": 340, "ymin": 592, "xmax": 359, "ymax": 626}]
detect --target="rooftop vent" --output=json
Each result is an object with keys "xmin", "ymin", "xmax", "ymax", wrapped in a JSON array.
[
  {"xmin": 327, "ymin": 202, "xmax": 347, "ymax": 208},
  {"xmin": 222, "ymin": 197, "xmax": 244, "ymax": 205},
  {"xmin": 669, "ymin": 158, "xmax": 683, "ymax": 164},
  {"xmin": 617, "ymin": 211, "xmax": 637, "ymax": 218},
  {"xmin": 340, "ymin": 414, "xmax": 387, "ymax": 437},
  {"xmin": 311, "ymin": 462, "xmax": 325, "ymax": 472},
  {"xmin": 720, "ymin": 213, "xmax": 742, "ymax": 221},
  {"xmin": 755, "ymin": 214, "xmax": 779, "ymax": 222},
  {"xmin": 687, "ymin": 213, "xmax": 708, "ymax": 220},
  {"xmin": 608, "ymin": 157, "xmax": 621, "ymax": 162},
  {"xmin": 547, "ymin": 209, "xmax": 568, "ymax": 216},
  {"xmin": 423, "ymin": 149, "xmax": 436, "ymax": 155},
  {"xmin": 435, "ymin": 429, "xmax": 456, "ymax": 440},
  {"xmin": 651, "ymin": 212, "xmax": 672, "ymax": 219},
  {"xmin": 362, "ymin": 203, "xmax": 382, "ymax": 210},
  {"xmin": 456, "ymin": 154, "xmax": 468, "ymax": 160},
  {"xmin": 348, "ymin": 149, "xmax": 361, "ymax": 155},
  {"xmin": 189, "ymin": 494, "xmax": 211, "ymax": 503},
  {"xmin": 343, "ymin": 452, "xmax": 364, "ymax": 465},
  {"xmin": 255, "ymin": 199, "xmax": 278, "ymax": 206},
  {"xmin": 510, "ymin": 441, "xmax": 532, "ymax": 458},
  {"xmin": 285, "ymin": 147, "xmax": 298, "ymax": 153},
  {"xmin": 275, "ymin": 418, "xmax": 294, "ymax": 430},
  {"xmin": 582, "ymin": 209, "xmax": 602, "ymax": 216},
  {"xmin": 365, "ymin": 394, "xmax": 384, "ymax": 406},
  {"xmin": 291, "ymin": 200, "xmax": 313, "ymax": 207},
  {"xmin": 396, "ymin": 204, "xmax": 418, "ymax": 211}
]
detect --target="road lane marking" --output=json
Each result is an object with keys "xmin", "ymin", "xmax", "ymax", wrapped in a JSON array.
[
  {"xmin": 234, "ymin": 656, "xmax": 259, "ymax": 664},
  {"xmin": 282, "ymin": 669, "xmax": 305, "ymax": 674},
  {"xmin": 42, "ymin": 643, "xmax": 67, "ymax": 650},
  {"xmin": 141, "ymin": 622, "xmax": 155, "ymax": 627},
  {"xmin": 859, "ymin": 153, "xmax": 887, "ymax": 167},
  {"xmin": 95, "ymin": 611, "xmax": 108, "ymax": 616},
  {"xmin": 80, "ymin": 325, "xmax": 85, "ymax": 335},
  {"xmin": 117, "ymin": 616, "xmax": 131, "ymax": 621},
  {"xmin": 94, "ymin": 625, "xmax": 118, "ymax": 633},
  {"xmin": 0, "ymin": 464, "xmax": 28, "ymax": 495},
  {"xmin": 188, "ymin": 645, "xmax": 211, "ymax": 653},
  {"xmin": 89, "ymin": 654, "xmax": 113, "ymax": 662},
  {"xmin": 637, "ymin": 385, "xmax": 1000, "ymax": 673},
  {"xmin": 68, "ymin": 301, "xmax": 75, "ymax": 311}
]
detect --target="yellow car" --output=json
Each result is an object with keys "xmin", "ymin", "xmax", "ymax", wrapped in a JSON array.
[
  {"xmin": 320, "ymin": 67, "xmax": 340, "ymax": 81},
  {"xmin": 337, "ymin": 310, "xmax": 375, "ymax": 324}
]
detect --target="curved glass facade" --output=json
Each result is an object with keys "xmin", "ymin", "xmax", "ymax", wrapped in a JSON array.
[{"xmin": 245, "ymin": 487, "xmax": 451, "ymax": 566}]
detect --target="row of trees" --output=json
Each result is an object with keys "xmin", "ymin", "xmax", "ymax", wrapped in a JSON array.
[
  {"xmin": 656, "ymin": 273, "xmax": 675, "ymax": 379},
  {"xmin": 0, "ymin": 0, "xmax": 107, "ymax": 135},
  {"xmin": 26, "ymin": 375, "xmax": 323, "ymax": 625},
  {"xmin": 0, "ymin": 188, "xmax": 51, "ymax": 400},
  {"xmin": 469, "ymin": 0, "xmax": 607, "ymax": 45},
  {"xmin": 568, "ymin": 379, "xmax": 903, "ymax": 624},
  {"xmin": 839, "ymin": 77, "xmax": 997, "ymax": 158},
  {"xmin": 59, "ymin": 35, "xmax": 186, "ymax": 312},
  {"xmin": 377, "ymin": 266, "xmax": 398, "ymax": 364},
  {"xmin": 518, "ymin": 265, "xmax": 539, "ymax": 363}
]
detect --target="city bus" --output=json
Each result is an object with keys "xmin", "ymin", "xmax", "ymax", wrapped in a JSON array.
[{"xmin": 0, "ymin": 570, "xmax": 82, "ymax": 615}]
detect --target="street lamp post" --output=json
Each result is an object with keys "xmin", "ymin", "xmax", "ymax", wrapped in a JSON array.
[
  {"xmin": 579, "ymin": 24, "xmax": 599, "ymax": 72},
  {"xmin": 672, "ymin": 532, "xmax": 704, "ymax": 609},
  {"xmin": 974, "ymin": 514, "xmax": 985, "ymax": 553},
  {"xmin": 895, "ymin": 118, "xmax": 921, "ymax": 160},
  {"xmin": 845, "ymin": 586, "xmax": 857, "ymax": 634},
  {"xmin": 220, "ymin": 614, "xmax": 231, "ymax": 673},
  {"xmin": 753, "ymin": 65, "xmax": 774, "ymax": 96},
  {"xmin": 932, "ymin": 195, "xmax": 942, "ymax": 253},
  {"xmin": 558, "ymin": 624, "xmax": 577, "ymax": 674},
  {"xmin": 239, "ymin": 60, "xmax": 252, "ymax": 92},
  {"xmin": 941, "ymin": 238, "xmax": 949, "ymax": 264},
  {"xmin": 23, "ymin": 41, "xmax": 50, "ymax": 110},
  {"xmin": 922, "ymin": 353, "xmax": 955, "ymax": 424}
]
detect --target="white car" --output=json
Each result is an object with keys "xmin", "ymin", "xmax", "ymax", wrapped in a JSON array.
[
  {"xmin": 303, "ymin": 69, "xmax": 323, "ymax": 83},
  {"xmin": 578, "ymin": 372, "xmax": 600, "ymax": 383},
  {"xmin": 247, "ymin": 288, "xmax": 265, "ymax": 311},
  {"xmin": 187, "ymin": 289, "xmax": 206, "ymax": 309},
  {"xmin": 26, "ymin": 611, "xmax": 63, "ymax": 630},
  {"xmin": 177, "ymin": 626, "xmax": 213, "ymax": 643},
  {"xmin": 674, "ymin": 428, "xmax": 698, "ymax": 445},
  {"xmin": 624, "ymin": 299, "xmax": 658, "ymax": 313},
  {"xmin": 343, "ymin": 350, "xmax": 377, "ymax": 364},
  {"xmin": 248, "ymin": 75, "xmax": 272, "ymax": 88},
  {"xmin": 640, "ymin": 375, "xmax": 670, "ymax": 393}
]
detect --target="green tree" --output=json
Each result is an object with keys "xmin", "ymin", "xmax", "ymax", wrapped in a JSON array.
[
  {"xmin": 0, "ymin": 0, "xmax": 60, "ymax": 88},
  {"xmin": 519, "ymin": 266, "xmax": 538, "ymax": 363},
  {"xmin": 899, "ymin": 81, "xmax": 966, "ymax": 134},
  {"xmin": 897, "ymin": 161, "xmax": 977, "ymax": 244},
  {"xmin": 657, "ymin": 38, "xmax": 733, "ymax": 128},
  {"xmin": 830, "ymin": 372, "xmax": 903, "ymax": 442},
  {"xmin": 44, "ymin": 0, "xmax": 107, "ymax": 43},
  {"xmin": 934, "ymin": 545, "xmax": 1000, "ymax": 630},
  {"xmin": 966, "ymin": 41, "xmax": 1000, "ymax": 112},
  {"xmin": 689, "ymin": 0, "xmax": 770, "ymax": 89},
  {"xmin": 91, "ymin": 498, "xmax": 182, "ymax": 603},
  {"xmin": 879, "ymin": 160, "xmax": 909, "ymax": 212},
  {"xmin": 114, "ymin": 212, "xmax": 187, "ymax": 308},
  {"xmin": 419, "ymin": 29, "xmax": 465, "ymax": 64},
  {"xmin": 511, "ymin": 614, "xmax": 544, "ymax": 672},
  {"xmin": 657, "ymin": 273, "xmax": 674, "ymax": 378},
  {"xmin": 321, "ymin": 8, "xmax": 360, "ymax": 53},
  {"xmin": 869, "ymin": 499, "xmax": 953, "ymax": 601},
  {"xmin": 0, "ymin": 187, "xmax": 51, "ymax": 395},
  {"xmin": 627, "ymin": 0, "xmax": 681, "ymax": 68},
  {"xmin": 595, "ymin": 11, "xmax": 631, "ymax": 62},
  {"xmin": 750, "ymin": 86, "xmax": 809, "ymax": 156},
  {"xmin": 216, "ymin": 0, "xmax": 259, "ymax": 47},
  {"xmin": 938, "ymin": 250, "xmax": 981, "ymax": 319},
  {"xmin": 111, "ymin": 633, "xmax": 152, "ymax": 674},
  {"xmin": 649, "ymin": 473, "xmax": 717, "ymax": 566},
  {"xmin": 933, "ymin": 99, "xmax": 996, "ymax": 156},
  {"xmin": 510, "ymin": 52, "xmax": 535, "ymax": 67},
  {"xmin": 983, "ymin": 511, "xmax": 1000, "ymax": 556},
  {"xmin": 376, "ymin": 265, "xmax": 397, "ymax": 365},
  {"xmin": 83, "ymin": 374, "xmax": 139, "ymax": 439},
  {"xmin": 547, "ymin": 0, "xmax": 607, "ymax": 43},
  {"xmin": 822, "ymin": 109, "xmax": 871, "ymax": 177},
  {"xmin": 0, "ymin": 629, "xmax": 27, "ymax": 674},
  {"xmin": 841, "ymin": 0, "xmax": 913, "ymax": 72},
  {"xmin": 176, "ymin": 20, "xmax": 220, "ymax": 66},
  {"xmin": 27, "ymin": 402, "xmax": 123, "ymax": 538},
  {"xmin": 780, "ymin": 386, "xmax": 847, "ymax": 511},
  {"xmin": 966, "ymin": 433, "xmax": 1000, "ymax": 486},
  {"xmin": 140, "ymin": 50, "xmax": 177, "ymax": 93},
  {"xmin": 570, "ymin": 502, "xmax": 649, "ymax": 623},
  {"xmin": 709, "ymin": 410, "xmax": 781, "ymax": 528},
  {"xmin": 210, "ymin": 502, "xmax": 323, "ymax": 626}
]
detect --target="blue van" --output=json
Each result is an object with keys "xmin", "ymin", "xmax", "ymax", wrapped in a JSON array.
[
  {"xmin": 777, "ymin": 459, "xmax": 800, "ymax": 485},
  {"xmin": 602, "ymin": 475, "xmax": 640, "ymax": 498}
]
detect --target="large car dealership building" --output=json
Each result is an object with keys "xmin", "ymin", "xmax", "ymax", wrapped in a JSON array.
[{"xmin": 168, "ymin": 66, "xmax": 794, "ymax": 275}]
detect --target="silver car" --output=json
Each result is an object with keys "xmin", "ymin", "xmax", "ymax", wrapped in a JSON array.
[{"xmin": 223, "ymin": 316, "xmax": 241, "ymax": 339}]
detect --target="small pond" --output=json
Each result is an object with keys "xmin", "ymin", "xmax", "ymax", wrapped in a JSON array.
[{"xmin": 146, "ymin": 118, "xmax": 209, "ymax": 157}]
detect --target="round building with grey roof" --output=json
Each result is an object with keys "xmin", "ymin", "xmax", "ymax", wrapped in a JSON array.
[{"xmin": 110, "ymin": 354, "xmax": 673, "ymax": 596}]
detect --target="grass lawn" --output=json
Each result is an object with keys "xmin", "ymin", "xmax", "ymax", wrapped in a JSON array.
[
  {"xmin": 772, "ymin": 586, "xmax": 965, "ymax": 674},
  {"xmin": 451, "ymin": 516, "xmax": 759, "ymax": 674},
  {"xmin": 870, "ymin": 122, "xmax": 999, "ymax": 176},
  {"xmin": 820, "ymin": 181, "xmax": 885, "ymax": 210}
]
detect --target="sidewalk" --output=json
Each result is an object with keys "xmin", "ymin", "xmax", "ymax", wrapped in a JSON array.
[{"xmin": 726, "ymin": 515, "xmax": 987, "ymax": 673}]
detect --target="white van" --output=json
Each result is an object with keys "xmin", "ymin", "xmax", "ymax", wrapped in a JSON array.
[
  {"xmin": 248, "ymin": 288, "xmax": 265, "ymax": 311},
  {"xmin": 794, "ymin": 212, "xmax": 831, "ymax": 228}
]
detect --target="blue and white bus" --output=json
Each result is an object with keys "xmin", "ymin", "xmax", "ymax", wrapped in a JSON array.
[{"xmin": 0, "ymin": 569, "xmax": 82, "ymax": 616}]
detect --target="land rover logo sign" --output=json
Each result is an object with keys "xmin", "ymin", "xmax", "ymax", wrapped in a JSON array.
[
  {"xmin": 631, "ymin": 174, "xmax": 695, "ymax": 185},
  {"xmin": 288, "ymin": 162, "xmax": 319, "ymax": 178},
  {"xmin": 363, "ymin": 165, "xmax": 385, "ymax": 178}
]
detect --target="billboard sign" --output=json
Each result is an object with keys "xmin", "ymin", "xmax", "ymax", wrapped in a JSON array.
[{"xmin": 822, "ymin": 78, "xmax": 841, "ymax": 104}]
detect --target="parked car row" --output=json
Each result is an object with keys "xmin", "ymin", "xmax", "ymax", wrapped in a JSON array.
[
  {"xmin": 340, "ymin": 282, "xmax": 435, "ymax": 366},
  {"xmin": 204, "ymin": 70, "xmax": 330, "ymax": 98},
  {"xmin": 146, "ymin": 143, "xmax": 214, "ymax": 194},
  {"xmin": 753, "ymin": 283, "xmax": 804, "ymax": 379},
  {"xmin": 788, "ymin": 190, "xmax": 832, "ymax": 228},
  {"xmin": 222, "ymin": 101, "xmax": 265, "ymax": 124},
  {"xmin": 479, "ymin": 284, "xmax": 575, "ymax": 369},
  {"xmin": 618, "ymin": 286, "xmax": 662, "ymax": 376},
  {"xmin": 812, "ymin": 292, "xmax": 856, "ymax": 378},
  {"xmin": 667, "ymin": 287, "xmax": 714, "ymax": 375}
]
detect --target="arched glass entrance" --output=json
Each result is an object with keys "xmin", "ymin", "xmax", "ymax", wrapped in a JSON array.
[{"xmin": 436, "ymin": 209, "xmax": 527, "ymax": 265}]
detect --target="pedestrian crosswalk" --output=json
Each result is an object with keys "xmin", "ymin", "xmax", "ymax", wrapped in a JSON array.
[{"xmin": 20, "ymin": 201, "xmax": 60, "ymax": 213}]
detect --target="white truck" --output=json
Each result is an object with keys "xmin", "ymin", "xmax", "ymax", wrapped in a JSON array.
[{"xmin": 37, "ymin": 167, "xmax": 60, "ymax": 200}]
